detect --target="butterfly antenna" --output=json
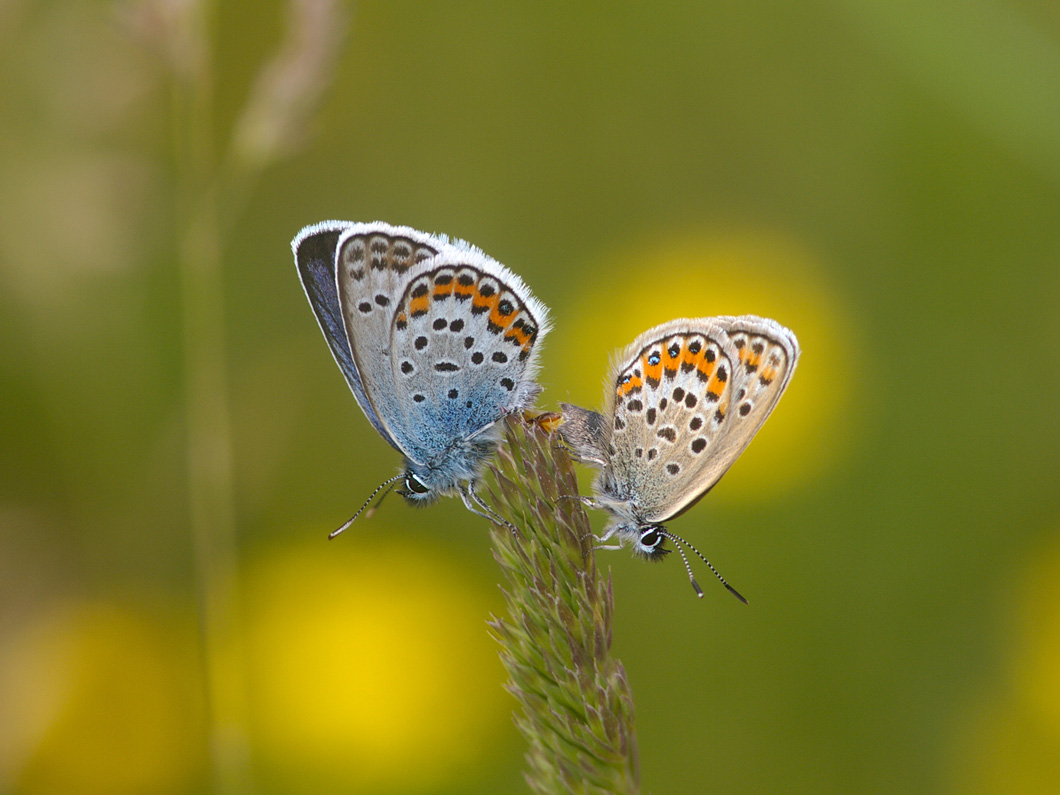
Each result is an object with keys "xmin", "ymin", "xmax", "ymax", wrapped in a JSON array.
[
  {"xmin": 363, "ymin": 478, "xmax": 399, "ymax": 520},
  {"xmin": 667, "ymin": 537, "xmax": 704, "ymax": 598},
  {"xmin": 661, "ymin": 530, "xmax": 747, "ymax": 604},
  {"xmin": 329, "ymin": 473, "xmax": 404, "ymax": 539}
]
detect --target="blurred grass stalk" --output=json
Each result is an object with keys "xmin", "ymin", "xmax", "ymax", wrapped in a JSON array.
[
  {"xmin": 489, "ymin": 417, "xmax": 640, "ymax": 795},
  {"xmin": 145, "ymin": 0, "xmax": 347, "ymax": 790}
]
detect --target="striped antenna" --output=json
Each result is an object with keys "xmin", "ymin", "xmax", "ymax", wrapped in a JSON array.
[
  {"xmin": 661, "ymin": 529, "xmax": 747, "ymax": 604},
  {"xmin": 329, "ymin": 473, "xmax": 403, "ymax": 539}
]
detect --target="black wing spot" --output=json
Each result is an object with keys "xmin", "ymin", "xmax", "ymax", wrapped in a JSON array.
[
  {"xmin": 656, "ymin": 426, "xmax": 677, "ymax": 443},
  {"xmin": 471, "ymin": 351, "xmax": 484, "ymax": 365},
  {"xmin": 434, "ymin": 362, "xmax": 460, "ymax": 372},
  {"xmin": 738, "ymin": 402, "xmax": 752, "ymax": 416},
  {"xmin": 464, "ymin": 336, "xmax": 475, "ymax": 349},
  {"xmin": 666, "ymin": 463, "xmax": 680, "ymax": 475},
  {"xmin": 684, "ymin": 393, "xmax": 697, "ymax": 409},
  {"xmin": 627, "ymin": 399, "xmax": 643, "ymax": 413},
  {"xmin": 689, "ymin": 416, "xmax": 703, "ymax": 431},
  {"xmin": 357, "ymin": 301, "xmax": 372, "ymax": 314},
  {"xmin": 400, "ymin": 361, "xmax": 414, "ymax": 375},
  {"xmin": 450, "ymin": 319, "xmax": 465, "ymax": 332},
  {"xmin": 413, "ymin": 394, "xmax": 425, "ymax": 403},
  {"xmin": 433, "ymin": 318, "xmax": 447, "ymax": 331},
  {"xmin": 614, "ymin": 416, "xmax": 625, "ymax": 430},
  {"xmin": 374, "ymin": 294, "xmax": 390, "ymax": 306},
  {"xmin": 448, "ymin": 388, "xmax": 459, "ymax": 399},
  {"xmin": 691, "ymin": 438, "xmax": 707, "ymax": 454},
  {"xmin": 492, "ymin": 351, "xmax": 508, "ymax": 363},
  {"xmin": 414, "ymin": 336, "xmax": 428, "ymax": 350},
  {"xmin": 646, "ymin": 407, "xmax": 657, "ymax": 425},
  {"xmin": 500, "ymin": 377, "xmax": 515, "ymax": 391}
]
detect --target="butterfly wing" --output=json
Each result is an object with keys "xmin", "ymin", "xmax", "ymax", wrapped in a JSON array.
[
  {"xmin": 293, "ymin": 220, "xmax": 395, "ymax": 446},
  {"xmin": 557, "ymin": 403, "xmax": 610, "ymax": 467},
  {"xmin": 702, "ymin": 314, "xmax": 800, "ymax": 505},
  {"xmin": 336, "ymin": 225, "xmax": 549, "ymax": 465},
  {"xmin": 602, "ymin": 316, "xmax": 798, "ymax": 523}
]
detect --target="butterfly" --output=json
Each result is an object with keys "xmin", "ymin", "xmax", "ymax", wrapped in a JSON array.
[
  {"xmin": 559, "ymin": 316, "xmax": 799, "ymax": 599},
  {"xmin": 293, "ymin": 221, "xmax": 551, "ymax": 535}
]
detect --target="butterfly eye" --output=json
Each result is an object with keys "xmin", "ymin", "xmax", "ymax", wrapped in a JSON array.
[
  {"xmin": 639, "ymin": 528, "xmax": 662, "ymax": 550},
  {"xmin": 405, "ymin": 474, "xmax": 430, "ymax": 495}
]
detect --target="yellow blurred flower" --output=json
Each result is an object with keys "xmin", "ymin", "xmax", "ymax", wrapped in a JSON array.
[
  {"xmin": 0, "ymin": 600, "xmax": 205, "ymax": 794},
  {"xmin": 244, "ymin": 537, "xmax": 511, "ymax": 791},
  {"xmin": 946, "ymin": 531, "xmax": 1060, "ymax": 793}
]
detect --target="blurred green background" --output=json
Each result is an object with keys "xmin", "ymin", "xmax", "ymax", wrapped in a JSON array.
[{"xmin": 2, "ymin": 1, "xmax": 1060, "ymax": 793}]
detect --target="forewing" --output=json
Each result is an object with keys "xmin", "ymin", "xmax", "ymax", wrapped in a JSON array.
[
  {"xmin": 293, "ymin": 220, "xmax": 394, "ymax": 444},
  {"xmin": 386, "ymin": 252, "xmax": 549, "ymax": 463}
]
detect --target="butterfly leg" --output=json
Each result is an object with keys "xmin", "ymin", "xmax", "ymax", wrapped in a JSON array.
[
  {"xmin": 591, "ymin": 525, "xmax": 623, "ymax": 552},
  {"xmin": 461, "ymin": 483, "xmax": 520, "ymax": 534},
  {"xmin": 557, "ymin": 494, "xmax": 599, "ymax": 509}
]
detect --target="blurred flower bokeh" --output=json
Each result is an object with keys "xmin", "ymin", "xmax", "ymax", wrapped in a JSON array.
[{"xmin": 2, "ymin": 1, "xmax": 1059, "ymax": 793}]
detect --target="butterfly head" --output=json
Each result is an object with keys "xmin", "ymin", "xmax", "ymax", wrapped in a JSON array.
[
  {"xmin": 631, "ymin": 523, "xmax": 672, "ymax": 561},
  {"xmin": 397, "ymin": 466, "xmax": 442, "ymax": 504}
]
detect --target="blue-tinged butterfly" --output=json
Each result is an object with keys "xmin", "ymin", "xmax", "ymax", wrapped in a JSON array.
[{"xmin": 293, "ymin": 221, "xmax": 551, "ymax": 535}]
